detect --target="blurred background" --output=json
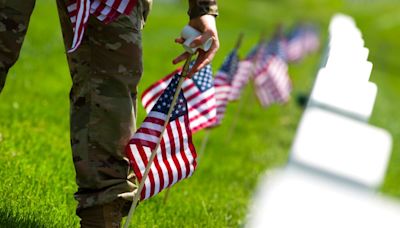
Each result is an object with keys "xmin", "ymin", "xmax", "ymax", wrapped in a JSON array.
[{"xmin": 0, "ymin": 0, "xmax": 399, "ymax": 227}]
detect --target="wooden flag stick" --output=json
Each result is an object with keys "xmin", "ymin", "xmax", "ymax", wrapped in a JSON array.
[
  {"xmin": 123, "ymin": 54, "xmax": 194, "ymax": 228},
  {"xmin": 235, "ymin": 32, "xmax": 244, "ymax": 50}
]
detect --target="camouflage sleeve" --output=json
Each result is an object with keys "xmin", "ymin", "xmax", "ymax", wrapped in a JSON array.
[{"xmin": 188, "ymin": 0, "xmax": 218, "ymax": 19}]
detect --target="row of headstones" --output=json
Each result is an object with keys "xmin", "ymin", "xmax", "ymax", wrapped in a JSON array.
[{"xmin": 247, "ymin": 14, "xmax": 400, "ymax": 228}]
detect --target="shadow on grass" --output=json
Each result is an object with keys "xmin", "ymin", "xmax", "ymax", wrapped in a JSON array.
[{"xmin": 0, "ymin": 209, "xmax": 46, "ymax": 228}]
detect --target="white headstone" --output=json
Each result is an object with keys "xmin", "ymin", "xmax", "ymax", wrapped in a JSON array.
[{"xmin": 290, "ymin": 108, "xmax": 392, "ymax": 188}]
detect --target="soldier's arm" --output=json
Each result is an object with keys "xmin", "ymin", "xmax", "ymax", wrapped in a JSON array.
[
  {"xmin": 188, "ymin": 0, "xmax": 218, "ymax": 19},
  {"xmin": 173, "ymin": 0, "xmax": 219, "ymax": 78}
]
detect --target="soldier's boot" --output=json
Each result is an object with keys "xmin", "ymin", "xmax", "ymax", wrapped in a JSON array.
[{"xmin": 78, "ymin": 199, "xmax": 129, "ymax": 228}]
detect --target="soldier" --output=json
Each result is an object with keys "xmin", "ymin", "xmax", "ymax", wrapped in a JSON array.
[{"xmin": 0, "ymin": 0, "xmax": 219, "ymax": 227}]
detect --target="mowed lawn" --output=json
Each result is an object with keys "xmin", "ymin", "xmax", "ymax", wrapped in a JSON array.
[{"xmin": 0, "ymin": 0, "xmax": 400, "ymax": 227}]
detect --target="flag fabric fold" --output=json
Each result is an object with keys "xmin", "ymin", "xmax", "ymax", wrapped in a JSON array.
[
  {"xmin": 67, "ymin": 0, "xmax": 138, "ymax": 52},
  {"xmin": 142, "ymin": 64, "xmax": 216, "ymax": 133},
  {"xmin": 126, "ymin": 73, "xmax": 197, "ymax": 200}
]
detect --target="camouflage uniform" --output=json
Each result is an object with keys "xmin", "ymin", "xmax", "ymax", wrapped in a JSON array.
[{"xmin": 0, "ymin": 0, "xmax": 217, "ymax": 214}]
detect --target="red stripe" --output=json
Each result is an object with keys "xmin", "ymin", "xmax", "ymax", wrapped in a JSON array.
[
  {"xmin": 145, "ymin": 117, "xmax": 165, "ymax": 126},
  {"xmin": 136, "ymin": 127, "xmax": 161, "ymax": 137},
  {"xmin": 175, "ymin": 118, "xmax": 191, "ymax": 177},
  {"xmin": 126, "ymin": 145, "xmax": 143, "ymax": 180},
  {"xmin": 93, "ymin": 2, "xmax": 106, "ymax": 17},
  {"xmin": 124, "ymin": 0, "xmax": 138, "ymax": 15},
  {"xmin": 182, "ymin": 83, "xmax": 196, "ymax": 93},
  {"xmin": 130, "ymin": 138, "xmax": 156, "ymax": 148},
  {"xmin": 111, "ymin": 0, "xmax": 122, "ymax": 10},
  {"xmin": 153, "ymin": 154, "xmax": 164, "ymax": 195},
  {"xmin": 141, "ymin": 186, "xmax": 146, "ymax": 200},
  {"xmin": 147, "ymin": 165, "xmax": 156, "ymax": 198}
]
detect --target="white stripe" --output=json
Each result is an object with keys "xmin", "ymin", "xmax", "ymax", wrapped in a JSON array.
[
  {"xmin": 130, "ymin": 144, "xmax": 146, "ymax": 174},
  {"xmin": 155, "ymin": 147, "xmax": 170, "ymax": 190},
  {"xmin": 149, "ymin": 158, "xmax": 160, "ymax": 197},
  {"xmin": 132, "ymin": 133, "xmax": 159, "ymax": 143},
  {"xmin": 141, "ymin": 122, "xmax": 163, "ymax": 132},
  {"xmin": 144, "ymin": 175, "xmax": 151, "ymax": 199},
  {"xmin": 117, "ymin": 0, "xmax": 129, "ymax": 13},
  {"xmin": 170, "ymin": 121, "xmax": 187, "ymax": 179},
  {"xmin": 147, "ymin": 111, "xmax": 167, "ymax": 120}
]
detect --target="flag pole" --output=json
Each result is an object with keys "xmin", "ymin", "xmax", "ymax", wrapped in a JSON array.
[
  {"xmin": 226, "ymin": 33, "xmax": 265, "ymax": 141},
  {"xmin": 123, "ymin": 53, "xmax": 194, "ymax": 228}
]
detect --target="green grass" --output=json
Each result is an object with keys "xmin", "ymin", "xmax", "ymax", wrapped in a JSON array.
[{"xmin": 0, "ymin": 0, "xmax": 400, "ymax": 227}]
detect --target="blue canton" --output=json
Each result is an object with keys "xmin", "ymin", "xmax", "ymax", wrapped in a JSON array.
[
  {"xmin": 220, "ymin": 50, "xmax": 239, "ymax": 82},
  {"xmin": 191, "ymin": 63, "xmax": 213, "ymax": 92},
  {"xmin": 266, "ymin": 37, "xmax": 287, "ymax": 60},
  {"xmin": 152, "ymin": 73, "xmax": 188, "ymax": 121}
]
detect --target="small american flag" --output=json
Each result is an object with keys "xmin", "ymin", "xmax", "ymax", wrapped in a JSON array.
[
  {"xmin": 254, "ymin": 38, "xmax": 292, "ymax": 107},
  {"xmin": 67, "ymin": 0, "xmax": 138, "ymax": 52},
  {"xmin": 303, "ymin": 25, "xmax": 320, "ymax": 55},
  {"xmin": 211, "ymin": 49, "xmax": 239, "ymax": 126},
  {"xmin": 286, "ymin": 26, "xmax": 306, "ymax": 62},
  {"xmin": 126, "ymin": 73, "xmax": 197, "ymax": 200},
  {"xmin": 142, "ymin": 64, "xmax": 216, "ymax": 133}
]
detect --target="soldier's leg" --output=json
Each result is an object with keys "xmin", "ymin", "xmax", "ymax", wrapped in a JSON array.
[
  {"xmin": 0, "ymin": 0, "xmax": 35, "ymax": 93},
  {"xmin": 56, "ymin": 0, "xmax": 144, "ymax": 222}
]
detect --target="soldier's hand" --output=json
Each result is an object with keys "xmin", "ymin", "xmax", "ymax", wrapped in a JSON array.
[{"xmin": 173, "ymin": 14, "xmax": 219, "ymax": 78}]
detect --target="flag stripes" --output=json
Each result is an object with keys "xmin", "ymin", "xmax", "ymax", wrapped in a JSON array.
[{"xmin": 67, "ymin": 0, "xmax": 138, "ymax": 52}]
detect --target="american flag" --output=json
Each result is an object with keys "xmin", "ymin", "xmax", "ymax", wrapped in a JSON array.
[
  {"xmin": 142, "ymin": 64, "xmax": 216, "ymax": 133},
  {"xmin": 211, "ymin": 49, "xmax": 239, "ymax": 126},
  {"xmin": 67, "ymin": 0, "xmax": 138, "ymax": 52},
  {"xmin": 286, "ymin": 26, "xmax": 306, "ymax": 62},
  {"xmin": 253, "ymin": 38, "xmax": 292, "ymax": 107},
  {"xmin": 126, "ymin": 73, "xmax": 197, "ymax": 200},
  {"xmin": 303, "ymin": 25, "xmax": 320, "ymax": 54}
]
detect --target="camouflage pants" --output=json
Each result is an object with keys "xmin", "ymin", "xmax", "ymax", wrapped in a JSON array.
[{"xmin": 0, "ymin": 0, "xmax": 144, "ymax": 212}]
